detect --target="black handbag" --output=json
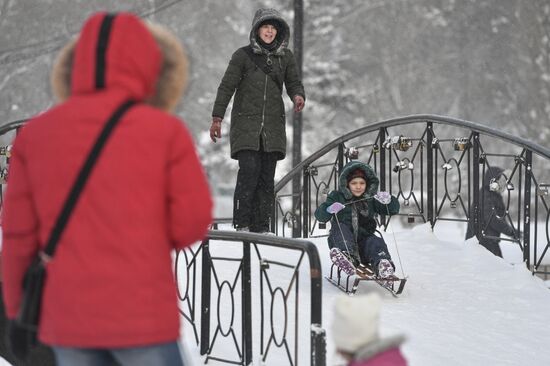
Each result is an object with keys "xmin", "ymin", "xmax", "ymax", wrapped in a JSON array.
[{"xmin": 12, "ymin": 100, "xmax": 135, "ymax": 359}]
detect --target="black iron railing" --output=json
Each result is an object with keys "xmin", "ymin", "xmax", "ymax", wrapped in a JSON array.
[
  {"xmin": 273, "ymin": 114, "xmax": 550, "ymax": 277},
  {"xmin": 0, "ymin": 119, "xmax": 25, "ymax": 200},
  {"xmin": 175, "ymin": 230, "xmax": 325, "ymax": 366}
]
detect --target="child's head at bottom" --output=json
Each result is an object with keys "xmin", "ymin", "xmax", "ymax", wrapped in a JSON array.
[{"xmin": 332, "ymin": 293, "xmax": 382, "ymax": 359}]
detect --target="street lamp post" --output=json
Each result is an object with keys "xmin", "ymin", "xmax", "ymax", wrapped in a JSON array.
[{"xmin": 292, "ymin": 0, "xmax": 303, "ymax": 238}]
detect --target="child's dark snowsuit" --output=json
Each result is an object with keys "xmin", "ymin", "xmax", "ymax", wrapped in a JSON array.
[
  {"xmin": 315, "ymin": 161, "xmax": 400, "ymax": 269},
  {"xmin": 329, "ymin": 219, "xmax": 393, "ymax": 268}
]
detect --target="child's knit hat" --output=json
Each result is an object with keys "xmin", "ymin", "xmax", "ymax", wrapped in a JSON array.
[
  {"xmin": 331, "ymin": 293, "xmax": 381, "ymax": 353},
  {"xmin": 346, "ymin": 168, "xmax": 367, "ymax": 184}
]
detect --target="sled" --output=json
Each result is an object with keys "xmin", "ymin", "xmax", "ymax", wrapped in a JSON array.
[{"xmin": 326, "ymin": 262, "xmax": 406, "ymax": 297}]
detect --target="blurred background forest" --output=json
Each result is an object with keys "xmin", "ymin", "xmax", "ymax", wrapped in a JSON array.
[{"xmin": 1, "ymin": 0, "xmax": 549, "ymax": 194}]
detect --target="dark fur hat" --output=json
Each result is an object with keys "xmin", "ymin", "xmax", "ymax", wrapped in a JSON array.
[{"xmin": 347, "ymin": 168, "xmax": 367, "ymax": 184}]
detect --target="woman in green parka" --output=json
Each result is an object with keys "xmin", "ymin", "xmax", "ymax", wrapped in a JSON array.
[
  {"xmin": 315, "ymin": 161, "xmax": 400, "ymax": 278},
  {"xmin": 209, "ymin": 8, "xmax": 305, "ymax": 232}
]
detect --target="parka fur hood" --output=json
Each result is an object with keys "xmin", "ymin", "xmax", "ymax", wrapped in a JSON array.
[
  {"xmin": 51, "ymin": 14, "xmax": 188, "ymax": 113},
  {"xmin": 339, "ymin": 161, "xmax": 380, "ymax": 200},
  {"xmin": 249, "ymin": 8, "xmax": 290, "ymax": 56}
]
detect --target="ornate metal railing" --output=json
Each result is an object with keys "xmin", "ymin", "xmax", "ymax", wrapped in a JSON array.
[
  {"xmin": 274, "ymin": 114, "xmax": 550, "ymax": 277},
  {"xmin": 176, "ymin": 230, "xmax": 325, "ymax": 366}
]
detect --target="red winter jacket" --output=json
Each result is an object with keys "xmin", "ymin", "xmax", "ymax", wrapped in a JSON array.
[{"xmin": 1, "ymin": 12, "xmax": 212, "ymax": 347}]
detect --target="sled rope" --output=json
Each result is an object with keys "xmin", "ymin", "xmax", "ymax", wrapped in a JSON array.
[
  {"xmin": 384, "ymin": 204, "xmax": 407, "ymax": 277},
  {"xmin": 333, "ymin": 213, "xmax": 354, "ymax": 257}
]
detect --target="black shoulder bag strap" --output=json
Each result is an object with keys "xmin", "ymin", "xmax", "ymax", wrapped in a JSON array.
[
  {"xmin": 41, "ymin": 100, "xmax": 136, "ymax": 260},
  {"xmin": 241, "ymin": 45, "xmax": 283, "ymax": 92}
]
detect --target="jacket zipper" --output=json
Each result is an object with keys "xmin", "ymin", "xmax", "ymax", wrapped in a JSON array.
[{"xmin": 260, "ymin": 74, "xmax": 268, "ymax": 149}]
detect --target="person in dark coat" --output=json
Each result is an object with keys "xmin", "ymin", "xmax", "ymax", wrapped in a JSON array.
[
  {"xmin": 209, "ymin": 8, "xmax": 306, "ymax": 233},
  {"xmin": 315, "ymin": 161, "xmax": 400, "ymax": 277},
  {"xmin": 466, "ymin": 166, "xmax": 518, "ymax": 257}
]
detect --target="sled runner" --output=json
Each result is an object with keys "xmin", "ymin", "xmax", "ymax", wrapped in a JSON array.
[{"xmin": 326, "ymin": 261, "xmax": 407, "ymax": 297}]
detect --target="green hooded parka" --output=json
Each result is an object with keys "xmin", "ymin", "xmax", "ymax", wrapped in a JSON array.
[{"xmin": 212, "ymin": 8, "xmax": 306, "ymax": 160}]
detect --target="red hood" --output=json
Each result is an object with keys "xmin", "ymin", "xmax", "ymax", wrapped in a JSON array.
[{"xmin": 71, "ymin": 12, "xmax": 161, "ymax": 101}]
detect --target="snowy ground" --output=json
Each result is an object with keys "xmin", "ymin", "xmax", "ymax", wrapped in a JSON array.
[
  {"xmin": 182, "ymin": 222, "xmax": 550, "ymax": 366},
  {"xmin": 2, "ymin": 222, "xmax": 550, "ymax": 365}
]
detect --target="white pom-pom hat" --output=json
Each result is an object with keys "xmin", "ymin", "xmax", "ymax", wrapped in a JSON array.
[{"xmin": 331, "ymin": 293, "xmax": 382, "ymax": 353}]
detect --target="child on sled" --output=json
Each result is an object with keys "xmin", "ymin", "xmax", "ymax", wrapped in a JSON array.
[{"xmin": 315, "ymin": 161, "xmax": 400, "ymax": 278}]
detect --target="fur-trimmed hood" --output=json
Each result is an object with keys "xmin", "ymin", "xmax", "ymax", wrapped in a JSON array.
[
  {"xmin": 338, "ymin": 161, "xmax": 380, "ymax": 200},
  {"xmin": 51, "ymin": 12, "xmax": 188, "ymax": 112},
  {"xmin": 249, "ymin": 8, "xmax": 290, "ymax": 56}
]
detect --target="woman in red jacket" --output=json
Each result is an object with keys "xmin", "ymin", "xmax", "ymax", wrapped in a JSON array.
[{"xmin": 1, "ymin": 12, "xmax": 212, "ymax": 366}]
